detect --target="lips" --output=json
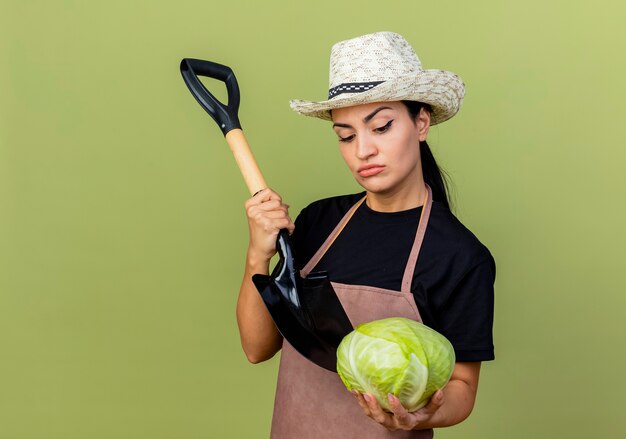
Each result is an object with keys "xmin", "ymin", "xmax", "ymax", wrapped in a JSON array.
[{"xmin": 357, "ymin": 165, "xmax": 385, "ymax": 177}]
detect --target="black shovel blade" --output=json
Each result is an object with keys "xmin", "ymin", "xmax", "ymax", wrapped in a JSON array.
[
  {"xmin": 301, "ymin": 272, "xmax": 354, "ymax": 348},
  {"xmin": 251, "ymin": 231, "xmax": 354, "ymax": 372},
  {"xmin": 252, "ymin": 274, "xmax": 339, "ymax": 372}
]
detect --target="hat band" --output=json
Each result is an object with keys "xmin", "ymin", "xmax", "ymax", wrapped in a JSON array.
[{"xmin": 328, "ymin": 81, "xmax": 385, "ymax": 99}]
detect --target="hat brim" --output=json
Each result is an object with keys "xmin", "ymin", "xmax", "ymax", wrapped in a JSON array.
[{"xmin": 289, "ymin": 69, "xmax": 465, "ymax": 125}]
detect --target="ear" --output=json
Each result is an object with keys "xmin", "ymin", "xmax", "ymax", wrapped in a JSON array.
[{"xmin": 417, "ymin": 107, "xmax": 431, "ymax": 142}]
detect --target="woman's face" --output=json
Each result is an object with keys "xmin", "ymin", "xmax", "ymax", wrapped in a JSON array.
[{"xmin": 331, "ymin": 101, "xmax": 430, "ymax": 196}]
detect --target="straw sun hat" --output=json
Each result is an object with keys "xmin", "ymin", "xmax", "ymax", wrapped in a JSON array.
[{"xmin": 289, "ymin": 31, "xmax": 465, "ymax": 125}]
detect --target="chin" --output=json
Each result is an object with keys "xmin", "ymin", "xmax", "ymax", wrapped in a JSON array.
[{"xmin": 356, "ymin": 178, "xmax": 394, "ymax": 194}]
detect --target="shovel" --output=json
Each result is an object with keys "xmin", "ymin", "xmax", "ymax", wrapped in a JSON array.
[{"xmin": 179, "ymin": 58, "xmax": 353, "ymax": 372}]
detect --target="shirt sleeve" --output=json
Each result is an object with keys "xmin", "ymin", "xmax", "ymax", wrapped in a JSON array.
[{"xmin": 436, "ymin": 256, "xmax": 496, "ymax": 362}]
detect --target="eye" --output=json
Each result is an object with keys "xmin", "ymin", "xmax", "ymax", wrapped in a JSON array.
[
  {"xmin": 374, "ymin": 120, "xmax": 393, "ymax": 133},
  {"xmin": 338, "ymin": 134, "xmax": 355, "ymax": 143}
]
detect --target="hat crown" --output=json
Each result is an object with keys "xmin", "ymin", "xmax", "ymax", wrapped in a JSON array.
[
  {"xmin": 328, "ymin": 32, "xmax": 422, "ymax": 89},
  {"xmin": 289, "ymin": 31, "xmax": 465, "ymax": 125}
]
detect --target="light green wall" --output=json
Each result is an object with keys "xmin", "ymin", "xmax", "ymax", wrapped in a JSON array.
[{"xmin": 1, "ymin": 1, "xmax": 625, "ymax": 438}]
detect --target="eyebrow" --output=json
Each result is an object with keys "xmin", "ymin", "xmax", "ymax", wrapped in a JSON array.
[{"xmin": 332, "ymin": 106, "xmax": 393, "ymax": 129}]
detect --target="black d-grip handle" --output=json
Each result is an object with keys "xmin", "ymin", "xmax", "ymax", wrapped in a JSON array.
[{"xmin": 180, "ymin": 58, "xmax": 242, "ymax": 135}]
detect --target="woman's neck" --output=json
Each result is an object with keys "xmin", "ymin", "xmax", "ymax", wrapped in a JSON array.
[{"xmin": 365, "ymin": 180, "xmax": 428, "ymax": 212}]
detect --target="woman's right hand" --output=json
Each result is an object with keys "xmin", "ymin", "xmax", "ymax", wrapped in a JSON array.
[{"xmin": 244, "ymin": 188, "xmax": 295, "ymax": 262}]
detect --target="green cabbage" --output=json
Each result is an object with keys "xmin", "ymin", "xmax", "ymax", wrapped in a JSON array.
[{"xmin": 336, "ymin": 317, "xmax": 455, "ymax": 412}]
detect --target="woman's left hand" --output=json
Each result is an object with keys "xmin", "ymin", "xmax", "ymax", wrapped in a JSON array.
[{"xmin": 352, "ymin": 390, "xmax": 444, "ymax": 431}]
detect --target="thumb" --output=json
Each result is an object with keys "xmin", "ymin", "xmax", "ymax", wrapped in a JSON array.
[{"xmin": 414, "ymin": 390, "xmax": 444, "ymax": 420}]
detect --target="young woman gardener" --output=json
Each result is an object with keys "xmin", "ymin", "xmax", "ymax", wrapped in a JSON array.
[{"xmin": 236, "ymin": 32, "xmax": 496, "ymax": 438}]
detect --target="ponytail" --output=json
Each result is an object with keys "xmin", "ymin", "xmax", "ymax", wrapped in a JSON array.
[{"xmin": 401, "ymin": 100, "xmax": 452, "ymax": 211}]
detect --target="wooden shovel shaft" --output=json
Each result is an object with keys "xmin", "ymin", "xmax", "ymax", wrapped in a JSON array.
[{"xmin": 225, "ymin": 128, "xmax": 267, "ymax": 196}]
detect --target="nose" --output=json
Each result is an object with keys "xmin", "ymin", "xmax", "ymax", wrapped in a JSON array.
[{"xmin": 355, "ymin": 133, "xmax": 378, "ymax": 160}]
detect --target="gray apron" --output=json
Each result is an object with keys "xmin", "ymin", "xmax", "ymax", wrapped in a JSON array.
[{"xmin": 270, "ymin": 185, "xmax": 434, "ymax": 439}]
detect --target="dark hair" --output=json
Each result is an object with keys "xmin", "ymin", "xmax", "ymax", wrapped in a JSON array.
[{"xmin": 401, "ymin": 100, "xmax": 452, "ymax": 211}]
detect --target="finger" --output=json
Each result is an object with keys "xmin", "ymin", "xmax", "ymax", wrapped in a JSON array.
[
  {"xmin": 253, "ymin": 209, "xmax": 294, "ymax": 234},
  {"xmin": 261, "ymin": 210, "xmax": 292, "ymax": 220},
  {"xmin": 387, "ymin": 394, "xmax": 411, "ymax": 427},
  {"xmin": 259, "ymin": 199, "xmax": 285, "ymax": 210},
  {"xmin": 256, "ymin": 188, "xmax": 282, "ymax": 202},
  {"xmin": 254, "ymin": 199, "xmax": 285, "ymax": 212},
  {"xmin": 424, "ymin": 390, "xmax": 444, "ymax": 413},
  {"xmin": 263, "ymin": 218, "xmax": 293, "ymax": 233},
  {"xmin": 254, "ymin": 205, "xmax": 291, "ymax": 222},
  {"xmin": 352, "ymin": 391, "xmax": 371, "ymax": 416},
  {"xmin": 245, "ymin": 188, "xmax": 282, "ymax": 208},
  {"xmin": 247, "ymin": 211, "xmax": 292, "ymax": 232},
  {"xmin": 363, "ymin": 393, "xmax": 391, "ymax": 426},
  {"xmin": 413, "ymin": 390, "xmax": 444, "ymax": 421},
  {"xmin": 281, "ymin": 219, "xmax": 295, "ymax": 234},
  {"xmin": 246, "ymin": 205, "xmax": 290, "ymax": 225}
]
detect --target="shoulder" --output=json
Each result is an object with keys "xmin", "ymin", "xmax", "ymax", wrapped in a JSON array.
[
  {"xmin": 426, "ymin": 201, "xmax": 495, "ymax": 271},
  {"xmin": 291, "ymin": 192, "xmax": 365, "ymax": 268}
]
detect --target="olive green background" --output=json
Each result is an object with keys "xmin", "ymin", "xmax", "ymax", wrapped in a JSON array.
[{"xmin": 1, "ymin": 1, "xmax": 625, "ymax": 438}]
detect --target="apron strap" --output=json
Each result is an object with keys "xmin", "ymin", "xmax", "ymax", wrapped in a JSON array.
[
  {"xmin": 300, "ymin": 196, "xmax": 366, "ymax": 278},
  {"xmin": 401, "ymin": 184, "xmax": 433, "ymax": 293}
]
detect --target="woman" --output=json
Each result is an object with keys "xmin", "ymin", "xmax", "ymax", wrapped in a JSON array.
[{"xmin": 236, "ymin": 32, "xmax": 495, "ymax": 438}]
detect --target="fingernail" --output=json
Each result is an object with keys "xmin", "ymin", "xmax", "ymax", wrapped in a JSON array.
[
  {"xmin": 363, "ymin": 393, "xmax": 372, "ymax": 402},
  {"xmin": 388, "ymin": 393, "xmax": 395, "ymax": 402}
]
